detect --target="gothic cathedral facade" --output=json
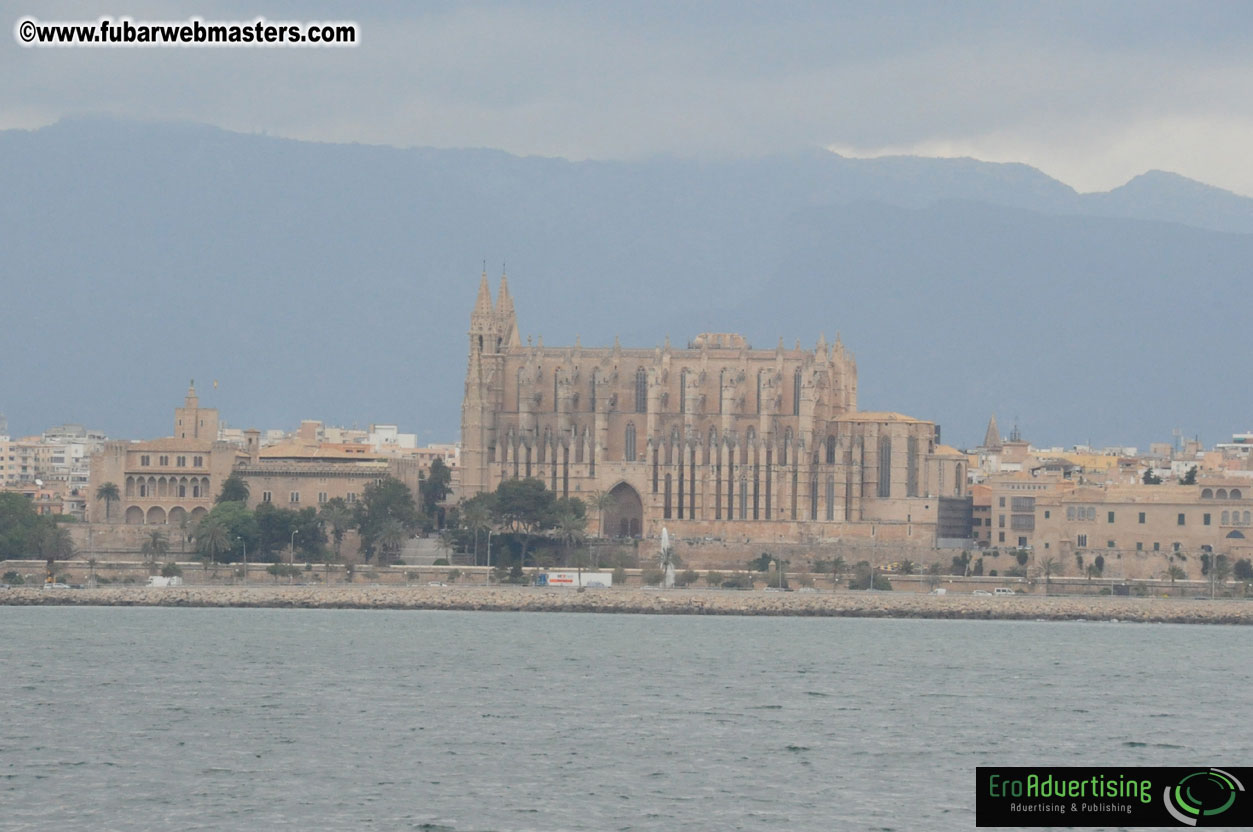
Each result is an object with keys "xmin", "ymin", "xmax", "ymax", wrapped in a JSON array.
[{"xmin": 461, "ymin": 273, "xmax": 971, "ymax": 545}]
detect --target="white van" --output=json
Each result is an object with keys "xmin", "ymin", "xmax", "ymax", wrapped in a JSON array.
[{"xmin": 993, "ymin": 587, "xmax": 1016, "ymax": 597}]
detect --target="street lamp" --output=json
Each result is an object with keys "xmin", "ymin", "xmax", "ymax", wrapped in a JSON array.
[{"xmin": 290, "ymin": 530, "xmax": 299, "ymax": 566}]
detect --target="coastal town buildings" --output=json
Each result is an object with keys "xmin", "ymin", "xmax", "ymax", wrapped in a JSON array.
[
  {"xmin": 460, "ymin": 272, "xmax": 971, "ymax": 545},
  {"xmin": 87, "ymin": 387, "xmax": 432, "ymax": 524}
]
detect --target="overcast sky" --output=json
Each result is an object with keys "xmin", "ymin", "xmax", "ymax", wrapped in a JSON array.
[{"xmin": 6, "ymin": 1, "xmax": 1253, "ymax": 195}]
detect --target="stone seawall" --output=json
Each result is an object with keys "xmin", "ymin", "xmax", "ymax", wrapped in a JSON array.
[{"xmin": 3, "ymin": 586, "xmax": 1250, "ymax": 625}]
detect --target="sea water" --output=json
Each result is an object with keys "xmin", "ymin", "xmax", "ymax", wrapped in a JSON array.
[{"xmin": 1, "ymin": 607, "xmax": 1247, "ymax": 831}]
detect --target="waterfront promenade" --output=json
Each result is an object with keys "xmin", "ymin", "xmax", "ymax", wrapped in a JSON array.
[{"xmin": 3, "ymin": 585, "xmax": 1250, "ymax": 624}]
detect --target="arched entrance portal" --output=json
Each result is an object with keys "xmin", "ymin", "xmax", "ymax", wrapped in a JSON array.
[{"xmin": 604, "ymin": 482, "xmax": 643, "ymax": 538}]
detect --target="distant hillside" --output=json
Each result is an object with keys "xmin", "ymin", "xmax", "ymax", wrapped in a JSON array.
[{"xmin": 1, "ymin": 117, "xmax": 1249, "ymax": 449}]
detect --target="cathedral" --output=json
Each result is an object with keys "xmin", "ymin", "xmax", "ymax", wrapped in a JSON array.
[{"xmin": 461, "ymin": 272, "xmax": 971, "ymax": 546}]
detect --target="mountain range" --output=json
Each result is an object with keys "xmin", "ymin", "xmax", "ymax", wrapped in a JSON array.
[{"xmin": 2, "ymin": 116, "xmax": 1249, "ymax": 450}]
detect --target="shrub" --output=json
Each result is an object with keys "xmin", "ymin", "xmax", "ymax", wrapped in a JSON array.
[
  {"xmin": 447, "ymin": 569, "xmax": 462, "ymax": 583},
  {"xmin": 720, "ymin": 572, "xmax": 754, "ymax": 590},
  {"xmin": 705, "ymin": 570, "xmax": 725, "ymax": 587},
  {"xmin": 641, "ymin": 568, "xmax": 665, "ymax": 586},
  {"xmin": 433, "ymin": 558, "xmax": 450, "ymax": 566},
  {"xmin": 675, "ymin": 569, "xmax": 699, "ymax": 587},
  {"xmin": 2, "ymin": 570, "xmax": 24, "ymax": 585},
  {"xmin": 612, "ymin": 565, "xmax": 627, "ymax": 585},
  {"xmin": 160, "ymin": 562, "xmax": 183, "ymax": 578}
]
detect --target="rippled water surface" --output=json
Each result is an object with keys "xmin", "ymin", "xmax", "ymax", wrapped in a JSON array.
[{"xmin": 1, "ymin": 608, "xmax": 1248, "ymax": 830}]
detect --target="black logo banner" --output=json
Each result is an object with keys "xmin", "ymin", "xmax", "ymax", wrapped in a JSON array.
[{"xmin": 976, "ymin": 766, "xmax": 1251, "ymax": 827}]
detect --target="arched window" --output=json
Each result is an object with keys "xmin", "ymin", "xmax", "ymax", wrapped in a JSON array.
[
  {"xmin": 719, "ymin": 368, "xmax": 727, "ymax": 414},
  {"xmin": 1245, "ymin": 510, "xmax": 1252, "ymax": 525},
  {"xmin": 1227, "ymin": 530, "xmax": 1246, "ymax": 539},
  {"xmin": 825, "ymin": 476, "xmax": 835, "ymax": 521},
  {"xmin": 1086, "ymin": 507, "xmax": 1096, "ymax": 522},
  {"xmin": 1217, "ymin": 488, "xmax": 1228, "ymax": 499},
  {"xmin": 1067, "ymin": 506, "xmax": 1075, "ymax": 521},
  {"xmin": 826, "ymin": 435, "xmax": 836, "ymax": 464},
  {"xmin": 553, "ymin": 371, "xmax": 559, "ymax": 412},
  {"xmin": 756, "ymin": 370, "xmax": 763, "ymax": 414},
  {"xmin": 625, "ymin": 423, "xmax": 636, "ymax": 461},
  {"xmin": 793, "ymin": 369, "xmax": 802, "ymax": 415},
  {"xmin": 635, "ymin": 368, "xmax": 648, "ymax": 413},
  {"xmin": 877, "ymin": 436, "xmax": 892, "ymax": 498},
  {"xmin": 589, "ymin": 371, "xmax": 596, "ymax": 413},
  {"xmin": 680, "ymin": 369, "xmax": 687, "ymax": 413},
  {"xmin": 782, "ymin": 428, "xmax": 792, "ymax": 466},
  {"xmin": 1232, "ymin": 488, "xmax": 1244, "ymax": 499},
  {"xmin": 663, "ymin": 474, "xmax": 673, "ymax": 519},
  {"xmin": 668, "ymin": 428, "xmax": 680, "ymax": 465},
  {"xmin": 1222, "ymin": 511, "xmax": 1230, "ymax": 524},
  {"xmin": 1201, "ymin": 488, "xmax": 1213, "ymax": 499},
  {"xmin": 515, "ymin": 368, "xmax": 524, "ymax": 411}
]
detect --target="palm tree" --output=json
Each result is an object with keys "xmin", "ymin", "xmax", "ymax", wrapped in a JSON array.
[
  {"xmin": 589, "ymin": 490, "xmax": 614, "ymax": 538},
  {"xmin": 553, "ymin": 509, "xmax": 587, "ymax": 566},
  {"xmin": 318, "ymin": 499, "xmax": 353, "ymax": 562},
  {"xmin": 1040, "ymin": 556, "xmax": 1060, "ymax": 595},
  {"xmin": 141, "ymin": 530, "xmax": 169, "ymax": 572},
  {"xmin": 1165, "ymin": 564, "xmax": 1186, "ymax": 583},
  {"xmin": 95, "ymin": 482, "xmax": 120, "ymax": 522},
  {"xmin": 87, "ymin": 557, "xmax": 98, "ymax": 588},
  {"xmin": 376, "ymin": 518, "xmax": 408, "ymax": 566},
  {"xmin": 194, "ymin": 518, "xmax": 230, "ymax": 570},
  {"xmin": 460, "ymin": 500, "xmax": 492, "ymax": 565},
  {"xmin": 829, "ymin": 555, "xmax": 848, "ymax": 588}
]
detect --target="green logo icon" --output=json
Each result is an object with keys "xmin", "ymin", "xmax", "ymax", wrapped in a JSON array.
[{"xmin": 1163, "ymin": 768, "xmax": 1244, "ymax": 826}]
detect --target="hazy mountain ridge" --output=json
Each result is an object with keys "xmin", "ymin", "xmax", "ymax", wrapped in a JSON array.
[{"xmin": 1, "ymin": 117, "xmax": 1249, "ymax": 448}]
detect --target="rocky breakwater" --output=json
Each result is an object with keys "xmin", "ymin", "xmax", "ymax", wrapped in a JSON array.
[{"xmin": 3, "ymin": 585, "xmax": 1251, "ymax": 624}]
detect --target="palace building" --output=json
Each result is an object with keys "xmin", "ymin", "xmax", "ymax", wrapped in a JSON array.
[{"xmin": 460, "ymin": 273, "xmax": 971, "ymax": 545}]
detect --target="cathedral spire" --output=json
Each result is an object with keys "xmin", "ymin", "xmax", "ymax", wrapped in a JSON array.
[
  {"xmin": 497, "ymin": 268, "xmax": 515, "ymax": 320},
  {"xmin": 473, "ymin": 270, "xmax": 494, "ymax": 317}
]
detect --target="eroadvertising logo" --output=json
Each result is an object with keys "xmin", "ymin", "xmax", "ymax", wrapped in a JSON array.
[{"xmin": 976, "ymin": 767, "xmax": 1251, "ymax": 827}]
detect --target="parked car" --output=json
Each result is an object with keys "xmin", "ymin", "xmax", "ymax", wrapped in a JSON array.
[
  {"xmin": 971, "ymin": 589, "xmax": 992, "ymax": 596},
  {"xmin": 993, "ymin": 587, "xmax": 1017, "ymax": 596}
]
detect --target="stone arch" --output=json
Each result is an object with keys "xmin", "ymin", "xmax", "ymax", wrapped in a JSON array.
[
  {"xmin": 1232, "ymin": 488, "xmax": 1243, "ymax": 499},
  {"xmin": 1202, "ymin": 488, "xmax": 1214, "ymax": 499},
  {"xmin": 168, "ymin": 506, "xmax": 188, "ymax": 526},
  {"xmin": 604, "ymin": 481, "xmax": 643, "ymax": 538},
  {"xmin": 146, "ymin": 506, "xmax": 167, "ymax": 525},
  {"xmin": 190, "ymin": 506, "xmax": 208, "ymax": 521},
  {"xmin": 125, "ymin": 505, "xmax": 144, "ymax": 525},
  {"xmin": 1227, "ymin": 529, "xmax": 1245, "ymax": 539},
  {"xmin": 1217, "ymin": 488, "xmax": 1228, "ymax": 499},
  {"xmin": 157, "ymin": 476, "xmax": 168, "ymax": 497}
]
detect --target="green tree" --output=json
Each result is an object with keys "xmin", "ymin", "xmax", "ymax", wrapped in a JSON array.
[
  {"xmin": 215, "ymin": 472, "xmax": 250, "ymax": 504},
  {"xmin": 1213, "ymin": 554, "xmax": 1232, "ymax": 586},
  {"xmin": 1234, "ymin": 558, "xmax": 1253, "ymax": 582},
  {"xmin": 1040, "ymin": 556, "xmax": 1061, "ymax": 595},
  {"xmin": 1165, "ymin": 564, "xmax": 1187, "ymax": 583},
  {"xmin": 420, "ymin": 458, "xmax": 453, "ymax": 521},
  {"xmin": 36, "ymin": 523, "xmax": 75, "ymax": 581},
  {"xmin": 318, "ymin": 498, "xmax": 354, "ymax": 562},
  {"xmin": 1142, "ymin": 468, "xmax": 1162, "ymax": 485},
  {"xmin": 898, "ymin": 559, "xmax": 917, "ymax": 575},
  {"xmin": 589, "ymin": 490, "xmax": 614, "ymax": 538},
  {"xmin": 375, "ymin": 518, "xmax": 410, "ymax": 566},
  {"xmin": 1179, "ymin": 466, "xmax": 1198, "ymax": 486},
  {"xmin": 705, "ymin": 570, "xmax": 725, "ymax": 587},
  {"xmin": 0, "ymin": 492, "xmax": 51, "ymax": 559},
  {"xmin": 490, "ymin": 478, "xmax": 559, "ymax": 567},
  {"xmin": 552, "ymin": 501, "xmax": 588, "ymax": 565},
  {"xmin": 160, "ymin": 562, "xmax": 183, "ymax": 578},
  {"xmin": 95, "ymin": 481, "xmax": 120, "ymax": 521},
  {"xmin": 194, "ymin": 501, "xmax": 257, "ymax": 562},
  {"xmin": 458, "ymin": 494, "xmax": 494, "ymax": 565},
  {"xmin": 355, "ymin": 477, "xmax": 422, "ymax": 563},
  {"xmin": 194, "ymin": 517, "xmax": 231, "ymax": 568},
  {"xmin": 141, "ymin": 530, "xmax": 169, "ymax": 566},
  {"xmin": 748, "ymin": 553, "xmax": 774, "ymax": 572}
]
